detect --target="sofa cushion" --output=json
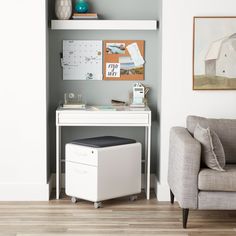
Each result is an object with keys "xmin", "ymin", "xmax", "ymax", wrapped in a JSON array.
[
  {"xmin": 187, "ymin": 116, "xmax": 236, "ymax": 164},
  {"xmin": 198, "ymin": 165, "xmax": 236, "ymax": 191},
  {"xmin": 194, "ymin": 124, "xmax": 225, "ymax": 171},
  {"xmin": 198, "ymin": 191, "xmax": 236, "ymax": 210}
]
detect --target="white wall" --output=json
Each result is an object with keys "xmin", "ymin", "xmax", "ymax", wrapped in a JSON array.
[
  {"xmin": 158, "ymin": 0, "xmax": 236, "ymax": 200},
  {"xmin": 0, "ymin": 0, "xmax": 48, "ymax": 200}
]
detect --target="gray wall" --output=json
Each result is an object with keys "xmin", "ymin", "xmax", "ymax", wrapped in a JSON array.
[{"xmin": 48, "ymin": 0, "xmax": 160, "ymax": 174}]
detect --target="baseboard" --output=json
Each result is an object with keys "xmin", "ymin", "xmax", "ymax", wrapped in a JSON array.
[
  {"xmin": 153, "ymin": 174, "xmax": 158, "ymax": 198},
  {"xmin": 49, "ymin": 173, "xmax": 156, "ymax": 196},
  {"xmin": 0, "ymin": 182, "xmax": 50, "ymax": 201},
  {"xmin": 155, "ymin": 181, "xmax": 171, "ymax": 201}
]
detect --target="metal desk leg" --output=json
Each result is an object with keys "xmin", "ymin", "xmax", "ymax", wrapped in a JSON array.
[
  {"xmin": 144, "ymin": 127, "xmax": 148, "ymax": 197},
  {"xmin": 145, "ymin": 126, "xmax": 151, "ymax": 200},
  {"xmin": 147, "ymin": 126, "xmax": 151, "ymax": 200},
  {"xmin": 56, "ymin": 125, "xmax": 61, "ymax": 200}
]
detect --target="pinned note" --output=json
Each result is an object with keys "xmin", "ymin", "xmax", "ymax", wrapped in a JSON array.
[
  {"xmin": 126, "ymin": 43, "xmax": 145, "ymax": 67},
  {"xmin": 106, "ymin": 63, "xmax": 120, "ymax": 77}
]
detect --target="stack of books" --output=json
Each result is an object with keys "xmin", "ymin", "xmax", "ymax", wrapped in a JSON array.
[
  {"xmin": 72, "ymin": 13, "xmax": 98, "ymax": 20},
  {"xmin": 62, "ymin": 103, "xmax": 86, "ymax": 109}
]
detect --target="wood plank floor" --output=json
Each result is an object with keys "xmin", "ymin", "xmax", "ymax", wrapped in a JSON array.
[{"xmin": 0, "ymin": 191, "xmax": 236, "ymax": 236}]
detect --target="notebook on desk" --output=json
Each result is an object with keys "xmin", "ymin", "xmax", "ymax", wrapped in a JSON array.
[{"xmin": 89, "ymin": 106, "xmax": 117, "ymax": 111}]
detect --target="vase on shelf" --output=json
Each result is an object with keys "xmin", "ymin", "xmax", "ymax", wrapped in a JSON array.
[
  {"xmin": 55, "ymin": 0, "xmax": 72, "ymax": 20},
  {"xmin": 75, "ymin": 0, "xmax": 89, "ymax": 13}
]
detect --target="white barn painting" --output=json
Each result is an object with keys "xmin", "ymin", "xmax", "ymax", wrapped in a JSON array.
[
  {"xmin": 205, "ymin": 33, "xmax": 236, "ymax": 78},
  {"xmin": 193, "ymin": 17, "xmax": 236, "ymax": 90}
]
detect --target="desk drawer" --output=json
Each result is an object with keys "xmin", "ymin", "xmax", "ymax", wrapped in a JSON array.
[{"xmin": 58, "ymin": 113, "xmax": 149, "ymax": 125}]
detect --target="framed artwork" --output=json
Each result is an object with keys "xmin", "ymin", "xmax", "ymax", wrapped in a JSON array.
[
  {"xmin": 193, "ymin": 17, "xmax": 236, "ymax": 90},
  {"xmin": 103, "ymin": 40, "xmax": 145, "ymax": 81}
]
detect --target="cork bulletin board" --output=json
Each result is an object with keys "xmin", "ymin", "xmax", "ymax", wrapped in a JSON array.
[{"xmin": 103, "ymin": 40, "xmax": 145, "ymax": 81}]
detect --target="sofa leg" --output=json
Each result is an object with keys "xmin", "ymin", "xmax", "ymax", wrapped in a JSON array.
[
  {"xmin": 170, "ymin": 190, "xmax": 174, "ymax": 204},
  {"xmin": 182, "ymin": 208, "xmax": 189, "ymax": 229}
]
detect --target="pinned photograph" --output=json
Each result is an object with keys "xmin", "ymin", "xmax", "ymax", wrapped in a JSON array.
[
  {"xmin": 119, "ymin": 57, "xmax": 144, "ymax": 75},
  {"xmin": 106, "ymin": 43, "xmax": 126, "ymax": 54}
]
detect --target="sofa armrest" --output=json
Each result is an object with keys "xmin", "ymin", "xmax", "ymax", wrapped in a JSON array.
[{"xmin": 168, "ymin": 127, "xmax": 201, "ymax": 209}]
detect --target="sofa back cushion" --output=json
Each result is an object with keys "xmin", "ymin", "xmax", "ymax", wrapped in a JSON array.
[
  {"xmin": 194, "ymin": 124, "xmax": 225, "ymax": 171},
  {"xmin": 187, "ymin": 116, "xmax": 236, "ymax": 164}
]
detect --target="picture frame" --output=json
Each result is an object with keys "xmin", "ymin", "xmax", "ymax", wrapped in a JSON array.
[{"xmin": 193, "ymin": 16, "xmax": 236, "ymax": 90}]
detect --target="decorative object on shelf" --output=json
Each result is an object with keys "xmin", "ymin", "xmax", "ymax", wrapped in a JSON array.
[
  {"xmin": 75, "ymin": 0, "xmax": 89, "ymax": 13},
  {"xmin": 55, "ymin": 0, "xmax": 72, "ymax": 20},
  {"xmin": 193, "ymin": 17, "xmax": 236, "ymax": 90},
  {"xmin": 104, "ymin": 40, "xmax": 145, "ymax": 81}
]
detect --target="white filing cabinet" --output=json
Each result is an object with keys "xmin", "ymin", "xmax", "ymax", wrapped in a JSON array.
[{"xmin": 65, "ymin": 138, "xmax": 141, "ymax": 208}]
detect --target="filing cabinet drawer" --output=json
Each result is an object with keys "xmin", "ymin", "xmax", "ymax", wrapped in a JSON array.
[{"xmin": 66, "ymin": 143, "xmax": 98, "ymax": 166}]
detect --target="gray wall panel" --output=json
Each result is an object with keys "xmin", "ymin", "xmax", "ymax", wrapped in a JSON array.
[{"xmin": 48, "ymin": 0, "xmax": 160, "ymax": 174}]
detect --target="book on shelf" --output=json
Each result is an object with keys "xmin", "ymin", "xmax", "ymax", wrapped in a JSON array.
[
  {"xmin": 73, "ymin": 13, "xmax": 98, "ymax": 16},
  {"xmin": 72, "ymin": 16, "xmax": 98, "ymax": 19},
  {"xmin": 72, "ymin": 13, "xmax": 98, "ymax": 19},
  {"xmin": 62, "ymin": 103, "xmax": 86, "ymax": 109}
]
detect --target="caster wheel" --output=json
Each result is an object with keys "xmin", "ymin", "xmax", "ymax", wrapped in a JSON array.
[
  {"xmin": 129, "ymin": 195, "xmax": 138, "ymax": 201},
  {"xmin": 71, "ymin": 197, "xmax": 77, "ymax": 204},
  {"xmin": 94, "ymin": 202, "xmax": 102, "ymax": 209}
]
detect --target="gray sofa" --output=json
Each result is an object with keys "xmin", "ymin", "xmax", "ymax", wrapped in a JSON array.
[{"xmin": 168, "ymin": 115, "xmax": 236, "ymax": 228}]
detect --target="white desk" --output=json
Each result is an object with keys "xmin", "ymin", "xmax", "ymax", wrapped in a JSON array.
[{"xmin": 56, "ymin": 106, "xmax": 152, "ymax": 200}]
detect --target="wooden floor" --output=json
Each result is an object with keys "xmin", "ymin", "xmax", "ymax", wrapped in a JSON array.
[{"xmin": 0, "ymin": 191, "xmax": 236, "ymax": 236}]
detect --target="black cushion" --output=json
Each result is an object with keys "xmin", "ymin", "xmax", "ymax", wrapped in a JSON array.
[{"xmin": 71, "ymin": 136, "xmax": 136, "ymax": 148}]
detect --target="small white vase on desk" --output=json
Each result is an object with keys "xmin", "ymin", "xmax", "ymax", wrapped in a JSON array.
[{"xmin": 55, "ymin": 0, "xmax": 72, "ymax": 20}]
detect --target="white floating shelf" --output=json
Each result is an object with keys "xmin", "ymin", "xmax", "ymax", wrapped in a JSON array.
[{"xmin": 51, "ymin": 20, "xmax": 158, "ymax": 30}]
